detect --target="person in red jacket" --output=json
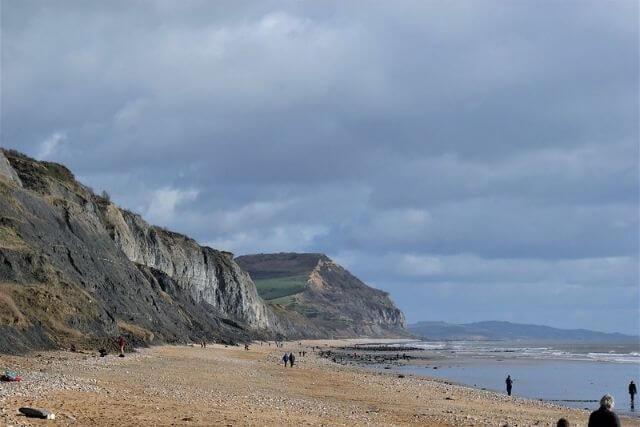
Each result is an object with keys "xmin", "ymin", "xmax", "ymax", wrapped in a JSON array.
[{"xmin": 118, "ymin": 335, "xmax": 126, "ymax": 356}]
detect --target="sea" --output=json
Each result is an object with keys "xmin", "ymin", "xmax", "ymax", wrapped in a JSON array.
[{"xmin": 385, "ymin": 340, "xmax": 640, "ymax": 418}]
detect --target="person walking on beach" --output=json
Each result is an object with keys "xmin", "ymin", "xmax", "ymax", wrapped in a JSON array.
[
  {"xmin": 118, "ymin": 335, "xmax": 126, "ymax": 357},
  {"xmin": 630, "ymin": 380, "xmax": 637, "ymax": 407},
  {"xmin": 289, "ymin": 352, "xmax": 296, "ymax": 367},
  {"xmin": 505, "ymin": 375, "xmax": 513, "ymax": 396},
  {"xmin": 282, "ymin": 353, "xmax": 289, "ymax": 367},
  {"xmin": 588, "ymin": 394, "xmax": 620, "ymax": 427}
]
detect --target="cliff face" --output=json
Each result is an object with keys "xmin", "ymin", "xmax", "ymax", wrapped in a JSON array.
[
  {"xmin": 236, "ymin": 253, "xmax": 407, "ymax": 338},
  {"xmin": 302, "ymin": 257, "xmax": 407, "ymax": 335},
  {"xmin": 101, "ymin": 205, "xmax": 271, "ymax": 329},
  {"xmin": 0, "ymin": 152, "xmax": 22, "ymax": 187},
  {"xmin": 0, "ymin": 149, "xmax": 273, "ymax": 353}
]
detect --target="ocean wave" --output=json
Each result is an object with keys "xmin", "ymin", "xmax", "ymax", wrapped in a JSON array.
[
  {"xmin": 585, "ymin": 352, "xmax": 640, "ymax": 364},
  {"xmin": 406, "ymin": 341, "xmax": 640, "ymax": 364}
]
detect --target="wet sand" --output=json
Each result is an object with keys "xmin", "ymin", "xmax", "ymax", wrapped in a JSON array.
[{"xmin": 1, "ymin": 339, "xmax": 638, "ymax": 426}]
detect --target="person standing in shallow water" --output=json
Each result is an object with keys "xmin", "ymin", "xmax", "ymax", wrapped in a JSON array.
[
  {"xmin": 588, "ymin": 394, "xmax": 620, "ymax": 427},
  {"xmin": 505, "ymin": 375, "xmax": 513, "ymax": 396},
  {"xmin": 630, "ymin": 380, "xmax": 637, "ymax": 406}
]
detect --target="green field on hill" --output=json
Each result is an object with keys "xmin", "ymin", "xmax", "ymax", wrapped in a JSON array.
[{"xmin": 251, "ymin": 273, "xmax": 308, "ymax": 300}]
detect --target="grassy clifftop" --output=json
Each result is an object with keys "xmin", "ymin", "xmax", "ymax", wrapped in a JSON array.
[{"xmin": 251, "ymin": 273, "xmax": 308, "ymax": 301}]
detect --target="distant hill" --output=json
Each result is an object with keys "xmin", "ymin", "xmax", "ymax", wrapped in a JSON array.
[
  {"xmin": 408, "ymin": 320, "xmax": 638, "ymax": 342},
  {"xmin": 236, "ymin": 253, "xmax": 407, "ymax": 338}
]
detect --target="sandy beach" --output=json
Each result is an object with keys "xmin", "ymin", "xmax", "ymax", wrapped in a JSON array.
[{"xmin": 1, "ymin": 340, "xmax": 638, "ymax": 426}]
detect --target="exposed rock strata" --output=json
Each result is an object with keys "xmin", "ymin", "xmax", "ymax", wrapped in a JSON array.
[
  {"xmin": 0, "ymin": 150, "xmax": 22, "ymax": 187},
  {"xmin": 101, "ymin": 205, "xmax": 271, "ymax": 329}
]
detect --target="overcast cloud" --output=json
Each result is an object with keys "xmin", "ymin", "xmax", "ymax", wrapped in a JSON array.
[{"xmin": 2, "ymin": 0, "xmax": 638, "ymax": 334}]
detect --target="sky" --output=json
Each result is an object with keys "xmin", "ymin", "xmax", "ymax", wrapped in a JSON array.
[{"xmin": 1, "ymin": 0, "xmax": 638, "ymax": 335}]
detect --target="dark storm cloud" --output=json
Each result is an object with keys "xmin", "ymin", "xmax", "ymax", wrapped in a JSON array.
[{"xmin": 2, "ymin": 0, "xmax": 638, "ymax": 333}]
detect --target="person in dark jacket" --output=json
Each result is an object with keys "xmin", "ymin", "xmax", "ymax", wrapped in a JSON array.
[
  {"xmin": 282, "ymin": 353, "xmax": 289, "ymax": 367},
  {"xmin": 505, "ymin": 375, "xmax": 513, "ymax": 396},
  {"xmin": 588, "ymin": 394, "xmax": 620, "ymax": 427},
  {"xmin": 630, "ymin": 380, "xmax": 637, "ymax": 406},
  {"xmin": 289, "ymin": 352, "xmax": 296, "ymax": 367}
]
